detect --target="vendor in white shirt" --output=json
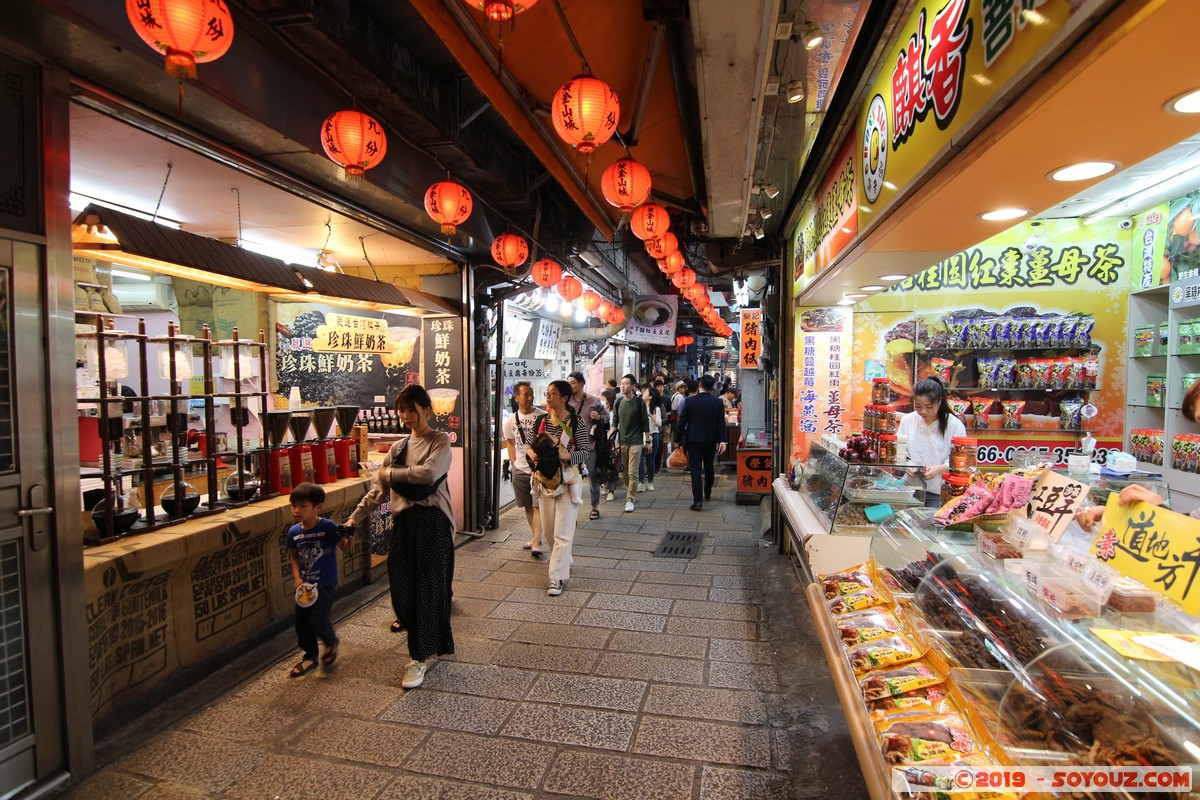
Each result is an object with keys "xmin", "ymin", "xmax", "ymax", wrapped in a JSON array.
[{"xmin": 897, "ymin": 377, "xmax": 966, "ymax": 507}]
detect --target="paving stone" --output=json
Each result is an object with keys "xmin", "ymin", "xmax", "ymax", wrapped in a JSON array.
[
  {"xmin": 117, "ymin": 731, "xmax": 268, "ymax": 793},
  {"xmin": 636, "ymin": 571, "xmax": 712, "ymax": 586},
  {"xmin": 573, "ymin": 555, "xmax": 621, "ymax": 569},
  {"xmin": 666, "ymin": 617, "xmax": 759, "ymax": 640},
  {"xmin": 220, "ymin": 752, "xmax": 392, "ymax": 800},
  {"xmin": 608, "ymin": 630, "xmax": 708, "ymax": 659},
  {"xmin": 272, "ymin": 673, "xmax": 405, "ymax": 717},
  {"xmin": 615, "ymin": 558, "xmax": 689, "ymax": 573},
  {"xmin": 487, "ymin": 600, "xmax": 581, "ymax": 624},
  {"xmin": 684, "ymin": 563, "xmax": 755, "ymax": 576},
  {"xmin": 709, "ymin": 660, "xmax": 781, "ymax": 691},
  {"xmin": 630, "ymin": 581, "xmax": 709, "ymax": 600},
  {"xmin": 708, "ymin": 638, "xmax": 775, "ymax": 663},
  {"xmin": 699, "ymin": 766, "xmax": 791, "ymax": 800},
  {"xmin": 594, "ymin": 651, "xmax": 705, "ymax": 684},
  {"xmin": 573, "ymin": 545, "xmax": 638, "ymax": 559},
  {"xmin": 528, "ymin": 673, "xmax": 647, "ymax": 711},
  {"xmin": 420, "ymin": 661, "xmax": 536, "ymax": 700},
  {"xmin": 586, "ymin": 592, "xmax": 674, "ymax": 614},
  {"xmin": 453, "ymin": 567, "xmax": 494, "ymax": 584},
  {"xmin": 543, "ymin": 750, "xmax": 695, "ymax": 800},
  {"xmin": 374, "ymin": 775, "xmax": 533, "ymax": 800},
  {"xmin": 403, "ymin": 731, "xmax": 555, "ymax": 789},
  {"xmin": 484, "ymin": 570, "xmax": 549, "ymax": 588},
  {"xmin": 443, "ymin": 636, "xmax": 503, "ymax": 665},
  {"xmin": 492, "ymin": 641, "xmax": 600, "ymax": 673},
  {"xmin": 380, "ymin": 689, "xmax": 517, "ymax": 735},
  {"xmin": 631, "ymin": 716, "xmax": 772, "ymax": 768},
  {"xmin": 451, "ymin": 596, "xmax": 500, "ymax": 617},
  {"xmin": 328, "ymin": 621, "xmax": 408, "ymax": 652},
  {"xmin": 644, "ymin": 685, "xmax": 771, "ymax": 724},
  {"xmin": 288, "ymin": 716, "xmax": 427, "ymax": 767},
  {"xmin": 501, "ymin": 586, "xmax": 590, "ymax": 606},
  {"xmin": 563, "ymin": 576, "xmax": 635, "ymax": 594},
  {"xmin": 452, "ymin": 579, "xmax": 517, "ymax": 601},
  {"xmin": 573, "ymin": 565, "xmax": 639, "ymax": 581},
  {"xmin": 574, "ymin": 608, "xmax": 667, "ymax": 633},
  {"xmin": 510, "ymin": 621, "xmax": 612, "ymax": 649},
  {"xmin": 178, "ymin": 697, "xmax": 307, "ymax": 744},
  {"xmin": 59, "ymin": 771, "xmax": 154, "ymax": 800},
  {"xmin": 449, "ymin": 616, "xmax": 521, "ymax": 641},
  {"xmin": 501, "ymin": 703, "xmax": 636, "ymax": 751},
  {"xmin": 672, "ymin": 599, "xmax": 761, "ymax": 621},
  {"xmin": 707, "ymin": 587, "xmax": 763, "ymax": 603}
]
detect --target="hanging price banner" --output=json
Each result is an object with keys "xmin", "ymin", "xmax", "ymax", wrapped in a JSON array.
[{"xmin": 1091, "ymin": 498, "xmax": 1200, "ymax": 616}]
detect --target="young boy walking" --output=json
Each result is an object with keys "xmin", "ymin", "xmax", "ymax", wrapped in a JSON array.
[{"xmin": 286, "ymin": 482, "xmax": 351, "ymax": 677}]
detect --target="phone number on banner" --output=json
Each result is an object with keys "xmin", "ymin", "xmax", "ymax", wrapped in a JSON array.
[
  {"xmin": 892, "ymin": 766, "xmax": 1191, "ymax": 794},
  {"xmin": 972, "ymin": 438, "xmax": 1121, "ymax": 468}
]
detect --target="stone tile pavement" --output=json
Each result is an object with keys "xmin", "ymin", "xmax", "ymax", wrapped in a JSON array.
[{"xmin": 63, "ymin": 467, "xmax": 869, "ymax": 800}]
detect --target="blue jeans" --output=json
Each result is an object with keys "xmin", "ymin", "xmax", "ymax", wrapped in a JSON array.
[
  {"xmin": 639, "ymin": 433, "xmax": 662, "ymax": 482},
  {"xmin": 295, "ymin": 582, "xmax": 337, "ymax": 661}
]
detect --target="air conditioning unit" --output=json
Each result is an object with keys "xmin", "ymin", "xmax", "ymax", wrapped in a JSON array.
[{"xmin": 112, "ymin": 281, "xmax": 176, "ymax": 312}]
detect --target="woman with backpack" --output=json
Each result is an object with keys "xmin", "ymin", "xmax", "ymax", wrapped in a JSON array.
[{"xmin": 530, "ymin": 379, "xmax": 591, "ymax": 596}]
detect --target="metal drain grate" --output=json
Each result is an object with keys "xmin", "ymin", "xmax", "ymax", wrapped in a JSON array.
[{"xmin": 653, "ymin": 530, "xmax": 703, "ymax": 559}]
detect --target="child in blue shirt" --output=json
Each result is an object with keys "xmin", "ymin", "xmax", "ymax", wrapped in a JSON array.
[{"xmin": 286, "ymin": 482, "xmax": 351, "ymax": 677}]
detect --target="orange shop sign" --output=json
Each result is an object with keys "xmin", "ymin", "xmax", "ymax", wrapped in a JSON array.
[
  {"xmin": 740, "ymin": 309, "xmax": 763, "ymax": 369},
  {"xmin": 736, "ymin": 450, "xmax": 773, "ymax": 495},
  {"xmin": 793, "ymin": 133, "xmax": 858, "ymax": 297}
]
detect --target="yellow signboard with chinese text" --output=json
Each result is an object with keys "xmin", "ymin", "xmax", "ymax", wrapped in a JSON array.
[{"xmin": 1091, "ymin": 497, "xmax": 1200, "ymax": 616}]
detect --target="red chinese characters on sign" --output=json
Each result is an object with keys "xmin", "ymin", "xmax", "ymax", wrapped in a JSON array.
[
  {"xmin": 740, "ymin": 309, "xmax": 762, "ymax": 369},
  {"xmin": 891, "ymin": 0, "xmax": 972, "ymax": 149}
]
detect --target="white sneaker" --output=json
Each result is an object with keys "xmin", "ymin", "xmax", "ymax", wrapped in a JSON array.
[
  {"xmin": 636, "ymin": 482, "xmax": 646, "ymax": 493},
  {"xmin": 647, "ymin": 482, "xmax": 656, "ymax": 491},
  {"xmin": 547, "ymin": 579, "xmax": 563, "ymax": 596},
  {"xmin": 624, "ymin": 499, "xmax": 635, "ymax": 513},
  {"xmin": 401, "ymin": 659, "xmax": 427, "ymax": 689},
  {"xmin": 606, "ymin": 491, "xmax": 615, "ymax": 501}
]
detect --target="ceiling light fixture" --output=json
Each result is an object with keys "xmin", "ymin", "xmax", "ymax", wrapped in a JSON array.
[
  {"xmin": 1049, "ymin": 161, "xmax": 1118, "ymax": 182},
  {"xmin": 785, "ymin": 81, "xmax": 805, "ymax": 104},
  {"xmin": 753, "ymin": 183, "xmax": 780, "ymax": 199},
  {"xmin": 70, "ymin": 193, "xmax": 182, "ymax": 229},
  {"xmin": 843, "ymin": 293, "xmax": 867, "ymax": 299},
  {"xmin": 1167, "ymin": 88, "xmax": 1200, "ymax": 115},
  {"xmin": 800, "ymin": 22, "xmax": 823, "ymax": 50},
  {"xmin": 860, "ymin": 285, "xmax": 885, "ymax": 292},
  {"xmin": 979, "ymin": 208, "xmax": 1030, "ymax": 221},
  {"xmin": 879, "ymin": 274, "xmax": 908, "ymax": 281},
  {"xmin": 752, "ymin": 226, "xmax": 765, "ymax": 240},
  {"xmin": 759, "ymin": 206, "xmax": 774, "ymax": 220},
  {"xmin": 108, "ymin": 267, "xmax": 154, "ymax": 282},
  {"xmin": 836, "ymin": 298, "xmax": 857, "ymax": 306}
]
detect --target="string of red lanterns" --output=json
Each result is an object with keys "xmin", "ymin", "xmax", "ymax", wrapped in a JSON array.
[
  {"xmin": 600, "ymin": 157, "xmax": 652, "ymax": 213},
  {"xmin": 530, "ymin": 258, "xmax": 563, "ymax": 287}
]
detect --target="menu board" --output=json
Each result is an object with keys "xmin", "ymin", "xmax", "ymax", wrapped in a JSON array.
[{"xmin": 421, "ymin": 316, "xmax": 464, "ymax": 446}]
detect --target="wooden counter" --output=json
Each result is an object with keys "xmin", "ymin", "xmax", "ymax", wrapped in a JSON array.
[{"xmin": 83, "ymin": 476, "xmax": 371, "ymax": 725}]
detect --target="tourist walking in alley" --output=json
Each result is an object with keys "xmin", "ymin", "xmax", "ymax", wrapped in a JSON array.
[
  {"xmin": 533, "ymin": 379, "xmax": 591, "ymax": 596},
  {"xmin": 567, "ymin": 371, "xmax": 608, "ymax": 523},
  {"xmin": 675, "ymin": 374, "xmax": 727, "ymax": 511},
  {"xmin": 501, "ymin": 381, "xmax": 546, "ymax": 554},
  {"xmin": 613, "ymin": 374, "xmax": 652, "ymax": 513}
]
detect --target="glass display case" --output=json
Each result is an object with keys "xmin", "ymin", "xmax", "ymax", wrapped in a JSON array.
[
  {"xmin": 793, "ymin": 439, "xmax": 927, "ymax": 535},
  {"xmin": 818, "ymin": 506, "xmax": 1200, "ymax": 796}
]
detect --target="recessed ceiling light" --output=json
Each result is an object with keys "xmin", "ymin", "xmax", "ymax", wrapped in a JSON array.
[
  {"xmin": 979, "ymin": 208, "xmax": 1030, "ymax": 221},
  {"xmin": 879, "ymin": 274, "xmax": 908, "ymax": 281},
  {"xmin": 836, "ymin": 299, "xmax": 857, "ymax": 306},
  {"xmin": 1049, "ymin": 161, "xmax": 1118, "ymax": 182},
  {"xmin": 860, "ymin": 285, "xmax": 884, "ymax": 292},
  {"xmin": 843, "ymin": 293, "xmax": 867, "ymax": 299},
  {"xmin": 1167, "ymin": 88, "xmax": 1200, "ymax": 115}
]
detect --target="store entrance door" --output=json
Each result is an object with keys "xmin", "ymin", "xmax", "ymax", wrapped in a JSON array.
[{"xmin": 0, "ymin": 238, "xmax": 65, "ymax": 795}]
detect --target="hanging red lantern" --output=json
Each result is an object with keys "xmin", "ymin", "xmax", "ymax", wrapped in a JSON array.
[
  {"xmin": 645, "ymin": 231, "xmax": 678, "ymax": 260},
  {"xmin": 580, "ymin": 290, "xmax": 601, "ymax": 312},
  {"xmin": 424, "ymin": 180, "xmax": 473, "ymax": 235},
  {"xmin": 662, "ymin": 250, "xmax": 685, "ymax": 275},
  {"xmin": 694, "ymin": 295, "xmax": 713, "ymax": 312},
  {"xmin": 552, "ymin": 74, "xmax": 620, "ymax": 156},
  {"xmin": 682, "ymin": 283, "xmax": 706, "ymax": 302},
  {"xmin": 608, "ymin": 307, "xmax": 625, "ymax": 326},
  {"xmin": 557, "ymin": 275, "xmax": 583, "ymax": 302},
  {"xmin": 530, "ymin": 258, "xmax": 563, "ymax": 287},
  {"xmin": 600, "ymin": 158, "xmax": 652, "ymax": 213},
  {"xmin": 490, "ymin": 233, "xmax": 529, "ymax": 271},
  {"xmin": 465, "ymin": 0, "xmax": 539, "ymax": 21},
  {"xmin": 320, "ymin": 110, "xmax": 388, "ymax": 181},
  {"xmin": 671, "ymin": 267, "xmax": 696, "ymax": 289},
  {"xmin": 595, "ymin": 300, "xmax": 613, "ymax": 321},
  {"xmin": 126, "ymin": 0, "xmax": 234, "ymax": 79},
  {"xmin": 630, "ymin": 204, "xmax": 669, "ymax": 240}
]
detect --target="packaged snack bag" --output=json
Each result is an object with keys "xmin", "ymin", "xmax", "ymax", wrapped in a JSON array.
[
  {"xmin": 1083, "ymin": 353, "xmax": 1099, "ymax": 389},
  {"xmin": 828, "ymin": 588, "xmax": 891, "ymax": 615},
  {"xmin": 866, "ymin": 683, "xmax": 954, "ymax": 718},
  {"xmin": 992, "ymin": 317, "xmax": 1014, "ymax": 348},
  {"xmin": 995, "ymin": 357, "xmax": 1017, "ymax": 388},
  {"xmin": 1000, "ymin": 400, "xmax": 1024, "ymax": 430},
  {"xmin": 947, "ymin": 397, "xmax": 971, "ymax": 420},
  {"xmin": 930, "ymin": 357, "xmax": 954, "ymax": 385},
  {"xmin": 878, "ymin": 712, "xmax": 979, "ymax": 765},
  {"xmin": 837, "ymin": 609, "xmax": 904, "ymax": 645},
  {"xmin": 971, "ymin": 397, "xmax": 993, "ymax": 428},
  {"xmin": 1074, "ymin": 316, "xmax": 1094, "ymax": 347},
  {"xmin": 1058, "ymin": 398, "xmax": 1084, "ymax": 431},
  {"xmin": 859, "ymin": 658, "xmax": 945, "ymax": 701},
  {"xmin": 823, "ymin": 568, "xmax": 873, "ymax": 598},
  {"xmin": 847, "ymin": 635, "xmax": 924, "ymax": 675}
]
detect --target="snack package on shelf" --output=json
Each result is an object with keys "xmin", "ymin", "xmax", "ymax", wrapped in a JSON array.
[
  {"xmin": 877, "ymin": 712, "xmax": 982, "ymax": 765},
  {"xmin": 847, "ymin": 635, "xmax": 925, "ymax": 676},
  {"xmin": 859, "ymin": 657, "xmax": 948, "ymax": 701},
  {"xmin": 866, "ymin": 683, "xmax": 956, "ymax": 718},
  {"xmin": 837, "ymin": 609, "xmax": 905, "ymax": 645}
]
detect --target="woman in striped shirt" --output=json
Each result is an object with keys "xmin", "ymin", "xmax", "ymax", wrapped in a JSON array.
[{"xmin": 530, "ymin": 379, "xmax": 591, "ymax": 596}]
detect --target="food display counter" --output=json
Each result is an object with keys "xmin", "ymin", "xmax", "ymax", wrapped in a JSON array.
[{"xmin": 84, "ymin": 476, "xmax": 372, "ymax": 725}]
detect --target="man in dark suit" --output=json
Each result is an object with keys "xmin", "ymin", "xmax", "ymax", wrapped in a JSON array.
[{"xmin": 675, "ymin": 374, "xmax": 727, "ymax": 511}]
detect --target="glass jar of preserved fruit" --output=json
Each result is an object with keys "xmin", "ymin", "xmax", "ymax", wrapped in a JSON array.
[
  {"xmin": 949, "ymin": 436, "xmax": 978, "ymax": 470},
  {"xmin": 872, "ymin": 377, "xmax": 892, "ymax": 404},
  {"xmin": 878, "ymin": 434, "xmax": 897, "ymax": 463},
  {"xmin": 879, "ymin": 405, "xmax": 898, "ymax": 434},
  {"xmin": 941, "ymin": 470, "xmax": 972, "ymax": 506}
]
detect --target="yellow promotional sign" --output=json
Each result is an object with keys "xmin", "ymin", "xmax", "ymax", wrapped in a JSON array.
[
  {"xmin": 311, "ymin": 325, "xmax": 391, "ymax": 354},
  {"xmin": 740, "ymin": 309, "xmax": 763, "ymax": 369},
  {"xmin": 1091, "ymin": 497, "xmax": 1200, "ymax": 616},
  {"xmin": 793, "ymin": 134, "xmax": 858, "ymax": 298},
  {"xmin": 856, "ymin": 0, "xmax": 1092, "ymax": 230}
]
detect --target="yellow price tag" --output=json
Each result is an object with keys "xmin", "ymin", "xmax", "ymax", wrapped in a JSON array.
[{"xmin": 1091, "ymin": 497, "xmax": 1200, "ymax": 616}]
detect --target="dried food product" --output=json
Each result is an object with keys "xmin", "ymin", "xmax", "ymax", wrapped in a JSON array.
[
  {"xmin": 1105, "ymin": 581, "xmax": 1157, "ymax": 613},
  {"xmin": 834, "ymin": 503, "xmax": 871, "ymax": 526},
  {"xmin": 947, "ymin": 397, "xmax": 971, "ymax": 419},
  {"xmin": 867, "ymin": 683, "xmax": 954, "ymax": 718},
  {"xmin": 1059, "ymin": 398, "xmax": 1084, "ymax": 431},
  {"xmin": 971, "ymin": 397, "xmax": 993, "ymax": 428},
  {"xmin": 878, "ymin": 713, "xmax": 979, "ymax": 765},
  {"xmin": 859, "ymin": 659, "xmax": 945, "ymax": 701},
  {"xmin": 977, "ymin": 532, "xmax": 1023, "ymax": 559},
  {"xmin": 847, "ymin": 635, "xmax": 924, "ymax": 675},
  {"xmin": 819, "ymin": 563, "xmax": 874, "ymax": 598},
  {"xmin": 1000, "ymin": 400, "xmax": 1025, "ymax": 430},
  {"xmin": 837, "ymin": 610, "xmax": 903, "ymax": 645},
  {"xmin": 930, "ymin": 357, "xmax": 954, "ymax": 384},
  {"xmin": 828, "ymin": 588, "xmax": 890, "ymax": 615}
]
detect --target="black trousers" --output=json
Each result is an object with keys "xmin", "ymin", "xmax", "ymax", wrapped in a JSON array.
[
  {"xmin": 295, "ymin": 582, "xmax": 337, "ymax": 661},
  {"xmin": 389, "ymin": 505, "xmax": 455, "ymax": 662},
  {"xmin": 685, "ymin": 442, "xmax": 718, "ymax": 504}
]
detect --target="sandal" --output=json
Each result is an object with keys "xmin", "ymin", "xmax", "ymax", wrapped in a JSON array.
[
  {"xmin": 389, "ymin": 620, "xmax": 403, "ymax": 633},
  {"xmin": 530, "ymin": 547, "xmax": 543, "ymax": 558},
  {"xmin": 589, "ymin": 508, "xmax": 600, "ymax": 520},
  {"xmin": 321, "ymin": 646, "xmax": 339, "ymax": 666},
  {"xmin": 522, "ymin": 542, "xmax": 533, "ymax": 550},
  {"xmin": 289, "ymin": 659, "xmax": 317, "ymax": 678}
]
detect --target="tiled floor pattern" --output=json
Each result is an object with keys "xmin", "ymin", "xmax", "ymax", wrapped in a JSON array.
[{"xmin": 64, "ymin": 468, "xmax": 869, "ymax": 799}]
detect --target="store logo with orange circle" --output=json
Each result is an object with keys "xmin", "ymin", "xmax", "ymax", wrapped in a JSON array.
[{"xmin": 862, "ymin": 94, "xmax": 888, "ymax": 204}]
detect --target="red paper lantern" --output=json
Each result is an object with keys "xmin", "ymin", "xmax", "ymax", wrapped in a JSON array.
[
  {"xmin": 424, "ymin": 180, "xmax": 473, "ymax": 235},
  {"xmin": 683, "ymin": 283, "xmax": 706, "ymax": 302},
  {"xmin": 552, "ymin": 74, "xmax": 620, "ymax": 156},
  {"xmin": 321, "ymin": 110, "xmax": 388, "ymax": 181},
  {"xmin": 465, "ymin": 0, "xmax": 539, "ymax": 21},
  {"xmin": 491, "ymin": 233, "xmax": 529, "ymax": 270},
  {"xmin": 126, "ymin": 0, "xmax": 234, "ymax": 79},
  {"xmin": 580, "ymin": 290, "xmax": 601, "ymax": 312},
  {"xmin": 595, "ymin": 300, "xmax": 613, "ymax": 321},
  {"xmin": 694, "ymin": 295, "xmax": 713, "ymax": 312},
  {"xmin": 671, "ymin": 267, "xmax": 696, "ymax": 289},
  {"xmin": 530, "ymin": 258, "xmax": 563, "ymax": 287},
  {"xmin": 645, "ymin": 231, "xmax": 678, "ymax": 260},
  {"xmin": 557, "ymin": 275, "xmax": 582, "ymax": 302},
  {"xmin": 608, "ymin": 308, "xmax": 625, "ymax": 326},
  {"xmin": 630, "ymin": 204, "xmax": 669, "ymax": 240},
  {"xmin": 662, "ymin": 251, "xmax": 685, "ymax": 275},
  {"xmin": 601, "ymin": 158, "xmax": 652, "ymax": 213}
]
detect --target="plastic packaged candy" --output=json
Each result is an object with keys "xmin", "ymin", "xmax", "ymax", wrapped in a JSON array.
[
  {"xmin": 847, "ymin": 635, "xmax": 924, "ymax": 676},
  {"xmin": 930, "ymin": 357, "xmax": 954, "ymax": 384},
  {"xmin": 971, "ymin": 397, "xmax": 993, "ymax": 428},
  {"xmin": 828, "ymin": 587, "xmax": 892, "ymax": 616},
  {"xmin": 1000, "ymin": 400, "xmax": 1025, "ymax": 430},
  {"xmin": 1058, "ymin": 398, "xmax": 1084, "ymax": 431}
]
